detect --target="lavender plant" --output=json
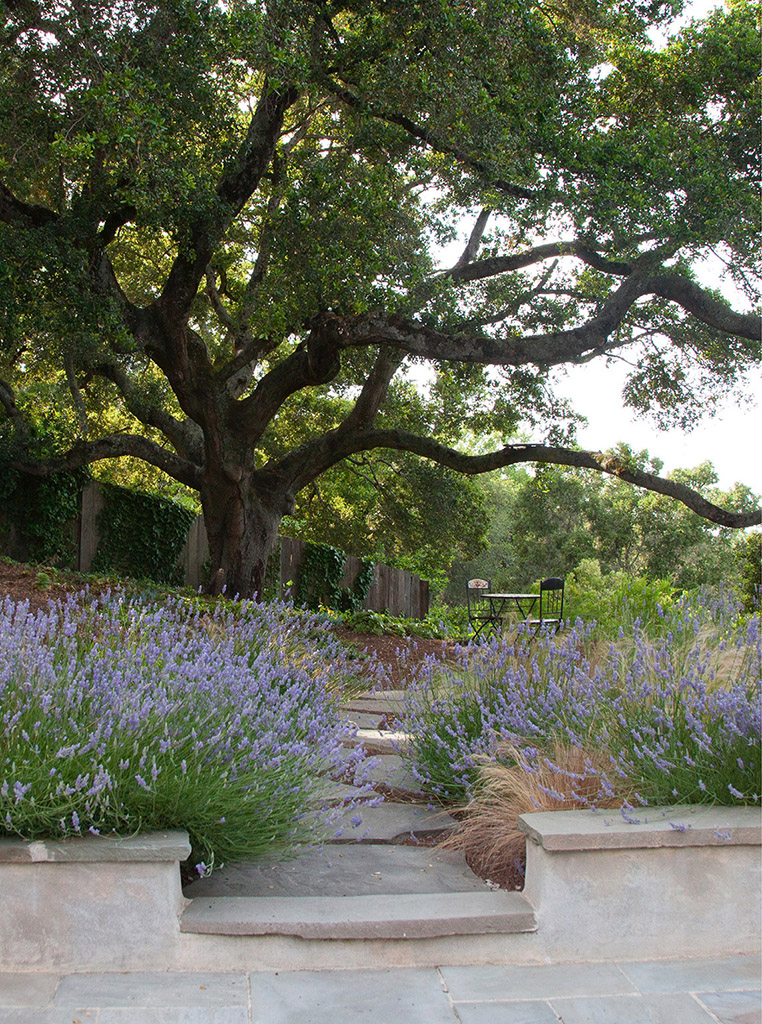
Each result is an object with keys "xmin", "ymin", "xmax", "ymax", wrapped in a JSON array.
[
  {"xmin": 0, "ymin": 591, "xmax": 362, "ymax": 870},
  {"xmin": 404, "ymin": 588, "xmax": 761, "ymax": 808}
]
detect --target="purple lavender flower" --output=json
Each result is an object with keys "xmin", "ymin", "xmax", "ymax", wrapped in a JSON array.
[
  {"xmin": 402, "ymin": 587, "xmax": 760, "ymax": 810},
  {"xmin": 0, "ymin": 589, "xmax": 363, "ymax": 864}
]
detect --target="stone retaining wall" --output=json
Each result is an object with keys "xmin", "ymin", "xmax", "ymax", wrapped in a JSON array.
[
  {"xmin": 0, "ymin": 832, "xmax": 190, "ymax": 971},
  {"xmin": 518, "ymin": 804, "xmax": 762, "ymax": 962},
  {"xmin": 1, "ymin": 806, "xmax": 759, "ymax": 971}
]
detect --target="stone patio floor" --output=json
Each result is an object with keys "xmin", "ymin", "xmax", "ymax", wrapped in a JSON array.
[{"xmin": 2, "ymin": 955, "xmax": 759, "ymax": 1023}]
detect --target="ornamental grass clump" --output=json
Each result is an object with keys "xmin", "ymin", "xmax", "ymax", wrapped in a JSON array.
[
  {"xmin": 0, "ymin": 590, "xmax": 362, "ymax": 871},
  {"xmin": 439, "ymin": 739, "xmax": 624, "ymax": 887},
  {"xmin": 404, "ymin": 587, "xmax": 760, "ymax": 810}
]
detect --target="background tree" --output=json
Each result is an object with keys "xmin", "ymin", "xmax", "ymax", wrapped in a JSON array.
[
  {"xmin": 444, "ymin": 456, "xmax": 758, "ymax": 601},
  {"xmin": 286, "ymin": 454, "xmax": 489, "ymax": 587},
  {"xmin": 1, "ymin": 0, "xmax": 759, "ymax": 598}
]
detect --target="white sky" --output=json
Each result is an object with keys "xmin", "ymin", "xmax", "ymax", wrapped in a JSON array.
[{"xmin": 555, "ymin": 360, "xmax": 761, "ymax": 493}]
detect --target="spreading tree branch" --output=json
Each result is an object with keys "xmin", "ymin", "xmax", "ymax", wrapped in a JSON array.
[
  {"xmin": 92, "ymin": 361, "xmax": 203, "ymax": 461},
  {"xmin": 0, "ymin": 180, "xmax": 57, "ymax": 228},
  {"xmin": 232, "ymin": 317, "xmax": 344, "ymax": 438},
  {"xmin": 10, "ymin": 435, "xmax": 202, "ymax": 488},
  {"xmin": 454, "ymin": 208, "xmax": 492, "ymax": 269},
  {"xmin": 647, "ymin": 276, "xmax": 761, "ymax": 340},
  {"xmin": 445, "ymin": 240, "xmax": 633, "ymax": 282},
  {"xmin": 97, "ymin": 203, "xmax": 137, "ymax": 247},
  {"xmin": 217, "ymin": 336, "xmax": 275, "ymax": 387},
  {"xmin": 280, "ymin": 430, "xmax": 760, "ymax": 528},
  {"xmin": 158, "ymin": 80, "xmax": 299, "ymax": 321},
  {"xmin": 0, "ymin": 377, "xmax": 20, "ymax": 418},
  {"xmin": 204, "ymin": 266, "xmax": 237, "ymax": 331},
  {"xmin": 324, "ymin": 79, "xmax": 534, "ymax": 200},
  {"xmin": 317, "ymin": 271, "xmax": 761, "ymax": 369},
  {"xmin": 342, "ymin": 347, "xmax": 404, "ymax": 430},
  {"xmin": 64, "ymin": 352, "xmax": 89, "ymax": 441},
  {"xmin": 240, "ymin": 147, "xmax": 287, "ymax": 322}
]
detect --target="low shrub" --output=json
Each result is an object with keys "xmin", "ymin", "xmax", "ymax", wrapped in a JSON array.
[
  {"xmin": 564, "ymin": 558, "xmax": 677, "ymax": 638},
  {"xmin": 0, "ymin": 591, "xmax": 365, "ymax": 872},
  {"xmin": 403, "ymin": 587, "xmax": 761, "ymax": 808},
  {"xmin": 339, "ymin": 604, "xmax": 469, "ymax": 639}
]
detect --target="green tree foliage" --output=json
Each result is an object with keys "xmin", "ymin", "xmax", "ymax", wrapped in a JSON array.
[
  {"xmin": 1, "ymin": 0, "xmax": 759, "ymax": 598},
  {"xmin": 736, "ymin": 531, "xmax": 761, "ymax": 612},
  {"xmin": 445, "ymin": 458, "xmax": 759, "ymax": 601},
  {"xmin": 286, "ymin": 454, "xmax": 489, "ymax": 587}
]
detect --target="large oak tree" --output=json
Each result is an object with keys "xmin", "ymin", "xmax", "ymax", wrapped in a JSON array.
[{"xmin": 1, "ymin": 0, "xmax": 759, "ymax": 597}]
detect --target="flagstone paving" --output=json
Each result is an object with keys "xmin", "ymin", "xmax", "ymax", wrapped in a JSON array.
[
  {"xmin": 3, "ymin": 958, "xmax": 759, "ymax": 1022},
  {"xmin": 184, "ymin": 844, "xmax": 488, "ymax": 898}
]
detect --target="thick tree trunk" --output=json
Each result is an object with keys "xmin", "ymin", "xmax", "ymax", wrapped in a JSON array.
[{"xmin": 200, "ymin": 477, "xmax": 282, "ymax": 600}]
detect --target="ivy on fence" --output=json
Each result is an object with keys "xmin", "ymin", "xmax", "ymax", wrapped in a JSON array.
[
  {"xmin": 0, "ymin": 467, "xmax": 89, "ymax": 565},
  {"xmin": 90, "ymin": 483, "xmax": 196, "ymax": 585},
  {"xmin": 292, "ymin": 541, "xmax": 374, "ymax": 613}
]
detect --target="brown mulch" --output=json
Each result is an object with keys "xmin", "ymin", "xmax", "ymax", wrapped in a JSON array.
[
  {"xmin": 0, "ymin": 560, "xmax": 105, "ymax": 614},
  {"xmin": 334, "ymin": 629, "xmax": 457, "ymax": 690}
]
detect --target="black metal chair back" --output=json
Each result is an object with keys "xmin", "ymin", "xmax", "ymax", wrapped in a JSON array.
[
  {"xmin": 466, "ymin": 578, "xmax": 495, "ymax": 638},
  {"xmin": 538, "ymin": 577, "xmax": 564, "ymax": 630}
]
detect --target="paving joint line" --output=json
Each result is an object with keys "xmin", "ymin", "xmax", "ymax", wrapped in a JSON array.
[{"xmin": 436, "ymin": 966, "xmax": 464, "ymax": 1024}]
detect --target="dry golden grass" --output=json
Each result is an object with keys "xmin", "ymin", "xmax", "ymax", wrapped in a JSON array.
[
  {"xmin": 589, "ymin": 623, "xmax": 751, "ymax": 694},
  {"xmin": 440, "ymin": 739, "xmax": 628, "ymax": 887}
]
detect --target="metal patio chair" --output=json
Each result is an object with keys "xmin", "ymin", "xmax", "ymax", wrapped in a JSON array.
[
  {"xmin": 529, "ymin": 577, "xmax": 565, "ymax": 633},
  {"xmin": 466, "ymin": 578, "xmax": 500, "ymax": 638}
]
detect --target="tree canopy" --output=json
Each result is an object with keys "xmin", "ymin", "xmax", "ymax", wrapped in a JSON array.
[
  {"xmin": 1, "ymin": 0, "xmax": 759, "ymax": 597},
  {"xmin": 445, "ymin": 456, "xmax": 759, "ymax": 601}
]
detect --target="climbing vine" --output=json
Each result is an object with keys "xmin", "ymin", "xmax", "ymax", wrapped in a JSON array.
[
  {"xmin": 0, "ymin": 466, "xmax": 89, "ymax": 565},
  {"xmin": 90, "ymin": 483, "xmax": 196, "ymax": 585},
  {"xmin": 340, "ymin": 557, "xmax": 375, "ymax": 613},
  {"xmin": 293, "ymin": 542, "xmax": 374, "ymax": 612}
]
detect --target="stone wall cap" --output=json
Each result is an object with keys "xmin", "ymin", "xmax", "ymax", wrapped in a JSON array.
[
  {"xmin": 518, "ymin": 805, "xmax": 761, "ymax": 851},
  {"xmin": 0, "ymin": 829, "xmax": 191, "ymax": 863}
]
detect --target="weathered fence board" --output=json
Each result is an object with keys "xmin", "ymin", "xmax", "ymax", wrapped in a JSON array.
[
  {"xmin": 179, "ymin": 516, "xmax": 209, "ymax": 591},
  {"xmin": 77, "ymin": 482, "xmax": 105, "ymax": 573}
]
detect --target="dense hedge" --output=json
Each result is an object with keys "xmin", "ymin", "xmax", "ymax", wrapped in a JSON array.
[
  {"xmin": 0, "ymin": 468, "xmax": 89, "ymax": 566},
  {"xmin": 90, "ymin": 482, "xmax": 197, "ymax": 585}
]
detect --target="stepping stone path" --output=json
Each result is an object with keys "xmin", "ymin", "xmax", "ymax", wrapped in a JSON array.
[
  {"xmin": 181, "ymin": 687, "xmax": 537, "ymax": 944},
  {"xmin": 185, "ymin": 689, "xmax": 473, "ymax": 900}
]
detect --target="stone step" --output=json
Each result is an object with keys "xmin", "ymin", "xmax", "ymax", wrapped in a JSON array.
[
  {"xmin": 325, "ymin": 800, "xmax": 457, "ymax": 843},
  {"xmin": 350, "ymin": 752, "xmax": 424, "ymax": 794},
  {"xmin": 307, "ymin": 779, "xmax": 379, "ymax": 806},
  {"xmin": 338, "ymin": 711, "xmax": 390, "ymax": 730},
  {"xmin": 343, "ymin": 728, "xmax": 410, "ymax": 754},
  {"xmin": 342, "ymin": 693, "xmax": 406, "ymax": 716},
  {"xmin": 183, "ymin": 845, "xmax": 488, "ymax": 899},
  {"xmin": 180, "ymin": 890, "xmax": 536, "ymax": 940}
]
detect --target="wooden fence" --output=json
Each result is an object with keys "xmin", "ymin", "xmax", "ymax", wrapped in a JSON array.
[
  {"xmin": 77, "ymin": 482, "xmax": 429, "ymax": 618},
  {"xmin": 279, "ymin": 536, "xmax": 429, "ymax": 619}
]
